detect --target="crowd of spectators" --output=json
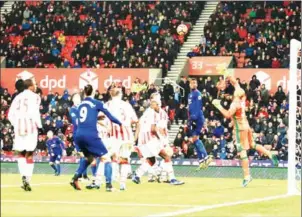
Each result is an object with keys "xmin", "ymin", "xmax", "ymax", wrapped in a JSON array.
[
  {"xmin": 2, "ymin": 74, "xmax": 300, "ymax": 163},
  {"xmin": 187, "ymin": 1, "xmax": 301, "ymax": 68},
  {"xmin": 0, "ymin": 1, "xmax": 204, "ymax": 76}
]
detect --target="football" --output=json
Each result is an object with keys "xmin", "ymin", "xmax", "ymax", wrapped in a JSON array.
[{"xmin": 177, "ymin": 24, "xmax": 188, "ymax": 35}]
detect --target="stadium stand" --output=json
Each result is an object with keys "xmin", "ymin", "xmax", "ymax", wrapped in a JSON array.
[
  {"xmin": 0, "ymin": 1, "xmax": 299, "ymax": 162},
  {"xmin": 187, "ymin": 1, "xmax": 301, "ymax": 68},
  {"xmin": 0, "ymin": 1, "xmax": 204, "ymax": 77}
]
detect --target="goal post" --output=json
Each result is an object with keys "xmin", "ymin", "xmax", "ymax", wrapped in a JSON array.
[{"xmin": 288, "ymin": 39, "xmax": 301, "ymax": 195}]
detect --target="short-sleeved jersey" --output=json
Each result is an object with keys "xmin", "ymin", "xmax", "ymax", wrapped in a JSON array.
[
  {"xmin": 46, "ymin": 136, "xmax": 65, "ymax": 155},
  {"xmin": 69, "ymin": 106, "xmax": 79, "ymax": 136},
  {"xmin": 156, "ymin": 108, "xmax": 169, "ymax": 138},
  {"xmin": 77, "ymin": 97, "xmax": 121, "ymax": 134},
  {"xmin": 230, "ymin": 98, "xmax": 250, "ymax": 131},
  {"xmin": 8, "ymin": 89, "xmax": 42, "ymax": 136},
  {"xmin": 138, "ymin": 108, "xmax": 158, "ymax": 145},
  {"xmin": 106, "ymin": 98, "xmax": 138, "ymax": 141},
  {"xmin": 188, "ymin": 89, "xmax": 203, "ymax": 120}
]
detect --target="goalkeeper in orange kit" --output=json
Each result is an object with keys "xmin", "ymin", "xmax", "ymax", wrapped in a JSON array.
[{"xmin": 212, "ymin": 76, "xmax": 279, "ymax": 187}]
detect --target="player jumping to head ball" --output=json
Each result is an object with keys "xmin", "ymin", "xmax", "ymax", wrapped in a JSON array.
[{"xmin": 212, "ymin": 76, "xmax": 279, "ymax": 187}]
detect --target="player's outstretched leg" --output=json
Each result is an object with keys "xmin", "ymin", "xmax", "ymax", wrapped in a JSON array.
[
  {"xmin": 240, "ymin": 150, "xmax": 252, "ymax": 187},
  {"xmin": 104, "ymin": 162, "xmax": 113, "ymax": 192},
  {"xmin": 193, "ymin": 137, "xmax": 212, "ymax": 170},
  {"xmin": 70, "ymin": 155, "xmax": 93, "ymax": 190},
  {"xmin": 159, "ymin": 151, "xmax": 184, "ymax": 185},
  {"xmin": 86, "ymin": 158, "xmax": 101, "ymax": 190},
  {"xmin": 254, "ymin": 145, "xmax": 279, "ymax": 166},
  {"xmin": 132, "ymin": 159, "xmax": 153, "ymax": 184}
]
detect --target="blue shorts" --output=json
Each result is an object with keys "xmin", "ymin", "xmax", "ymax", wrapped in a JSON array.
[
  {"xmin": 187, "ymin": 116, "xmax": 204, "ymax": 137},
  {"xmin": 50, "ymin": 153, "xmax": 62, "ymax": 163},
  {"xmin": 75, "ymin": 133, "xmax": 108, "ymax": 157}
]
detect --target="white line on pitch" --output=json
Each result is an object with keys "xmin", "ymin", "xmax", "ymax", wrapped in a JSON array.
[
  {"xmin": 1, "ymin": 200, "xmax": 197, "ymax": 208},
  {"xmin": 146, "ymin": 194, "xmax": 291, "ymax": 217},
  {"xmin": 1, "ymin": 182, "xmax": 66, "ymax": 188}
]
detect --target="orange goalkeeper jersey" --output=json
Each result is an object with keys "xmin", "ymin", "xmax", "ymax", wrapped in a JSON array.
[{"xmin": 229, "ymin": 98, "xmax": 250, "ymax": 131}]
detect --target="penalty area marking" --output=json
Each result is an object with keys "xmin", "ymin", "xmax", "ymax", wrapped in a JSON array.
[
  {"xmin": 146, "ymin": 194, "xmax": 291, "ymax": 217},
  {"xmin": 1, "ymin": 182, "xmax": 66, "ymax": 188},
  {"xmin": 1, "ymin": 199, "xmax": 197, "ymax": 208}
]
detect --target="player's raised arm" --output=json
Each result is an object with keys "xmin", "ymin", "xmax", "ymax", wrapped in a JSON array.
[
  {"xmin": 96, "ymin": 100, "xmax": 122, "ymax": 125},
  {"xmin": 212, "ymin": 99, "xmax": 237, "ymax": 119},
  {"xmin": 226, "ymin": 75, "xmax": 241, "ymax": 90}
]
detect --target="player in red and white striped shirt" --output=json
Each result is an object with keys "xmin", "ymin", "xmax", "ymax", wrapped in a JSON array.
[
  {"xmin": 105, "ymin": 88, "xmax": 138, "ymax": 190},
  {"xmin": 8, "ymin": 79, "xmax": 42, "ymax": 191},
  {"xmin": 133, "ymin": 93, "xmax": 184, "ymax": 185}
]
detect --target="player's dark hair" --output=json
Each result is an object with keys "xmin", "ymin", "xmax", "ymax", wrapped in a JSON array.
[
  {"xmin": 84, "ymin": 84, "xmax": 93, "ymax": 96},
  {"xmin": 190, "ymin": 78, "xmax": 197, "ymax": 82},
  {"xmin": 15, "ymin": 79, "xmax": 25, "ymax": 93},
  {"xmin": 24, "ymin": 79, "xmax": 34, "ymax": 89}
]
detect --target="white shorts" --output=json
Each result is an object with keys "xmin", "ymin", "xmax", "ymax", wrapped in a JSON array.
[
  {"xmin": 138, "ymin": 138, "xmax": 163, "ymax": 158},
  {"xmin": 13, "ymin": 132, "xmax": 38, "ymax": 152},
  {"xmin": 105, "ymin": 138, "xmax": 133, "ymax": 159}
]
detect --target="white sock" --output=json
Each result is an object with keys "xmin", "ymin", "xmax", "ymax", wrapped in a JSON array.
[
  {"xmin": 112, "ymin": 161, "xmax": 119, "ymax": 182},
  {"xmin": 136, "ymin": 161, "xmax": 150, "ymax": 178},
  {"xmin": 120, "ymin": 164, "xmax": 129, "ymax": 185},
  {"xmin": 25, "ymin": 159, "xmax": 34, "ymax": 182},
  {"xmin": 95, "ymin": 161, "xmax": 104, "ymax": 186},
  {"xmin": 162, "ymin": 161, "xmax": 175, "ymax": 181},
  {"xmin": 17, "ymin": 157, "xmax": 26, "ymax": 176}
]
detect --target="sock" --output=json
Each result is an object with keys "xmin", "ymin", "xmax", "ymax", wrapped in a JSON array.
[
  {"xmin": 120, "ymin": 163, "xmax": 129, "ymax": 185},
  {"xmin": 74, "ymin": 158, "xmax": 90, "ymax": 180},
  {"xmin": 56, "ymin": 163, "xmax": 61, "ymax": 174},
  {"xmin": 50, "ymin": 164, "xmax": 57, "ymax": 172},
  {"xmin": 17, "ymin": 157, "xmax": 26, "ymax": 176},
  {"xmin": 194, "ymin": 139, "xmax": 208, "ymax": 160},
  {"xmin": 95, "ymin": 161, "xmax": 104, "ymax": 186},
  {"xmin": 241, "ymin": 158, "xmax": 250, "ymax": 179},
  {"xmin": 111, "ymin": 161, "xmax": 119, "ymax": 181},
  {"xmin": 148, "ymin": 163, "xmax": 160, "ymax": 178},
  {"xmin": 91, "ymin": 163, "xmax": 97, "ymax": 177},
  {"xmin": 136, "ymin": 161, "xmax": 151, "ymax": 178},
  {"xmin": 104, "ymin": 162, "xmax": 112, "ymax": 184},
  {"xmin": 255, "ymin": 145, "xmax": 272, "ymax": 159},
  {"xmin": 126, "ymin": 164, "xmax": 132, "ymax": 175},
  {"xmin": 81, "ymin": 158, "xmax": 88, "ymax": 177},
  {"xmin": 25, "ymin": 158, "xmax": 34, "ymax": 182},
  {"xmin": 162, "ymin": 160, "xmax": 176, "ymax": 181}
]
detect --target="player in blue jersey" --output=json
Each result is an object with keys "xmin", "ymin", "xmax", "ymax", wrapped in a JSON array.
[
  {"xmin": 46, "ymin": 130, "xmax": 65, "ymax": 176},
  {"xmin": 69, "ymin": 93, "xmax": 90, "ymax": 181},
  {"xmin": 188, "ymin": 78, "xmax": 212, "ymax": 169},
  {"xmin": 70, "ymin": 85, "xmax": 122, "ymax": 191}
]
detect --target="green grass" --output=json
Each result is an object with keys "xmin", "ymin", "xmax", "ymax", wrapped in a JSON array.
[{"xmin": 1, "ymin": 174, "xmax": 300, "ymax": 217}]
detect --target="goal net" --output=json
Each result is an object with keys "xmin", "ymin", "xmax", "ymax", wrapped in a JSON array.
[{"xmin": 288, "ymin": 39, "xmax": 301, "ymax": 195}]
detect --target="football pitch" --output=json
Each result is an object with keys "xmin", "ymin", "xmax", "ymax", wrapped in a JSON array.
[{"xmin": 1, "ymin": 163, "xmax": 301, "ymax": 217}]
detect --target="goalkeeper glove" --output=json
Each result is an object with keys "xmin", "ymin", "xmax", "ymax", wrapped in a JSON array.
[{"xmin": 212, "ymin": 99, "xmax": 222, "ymax": 110}]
